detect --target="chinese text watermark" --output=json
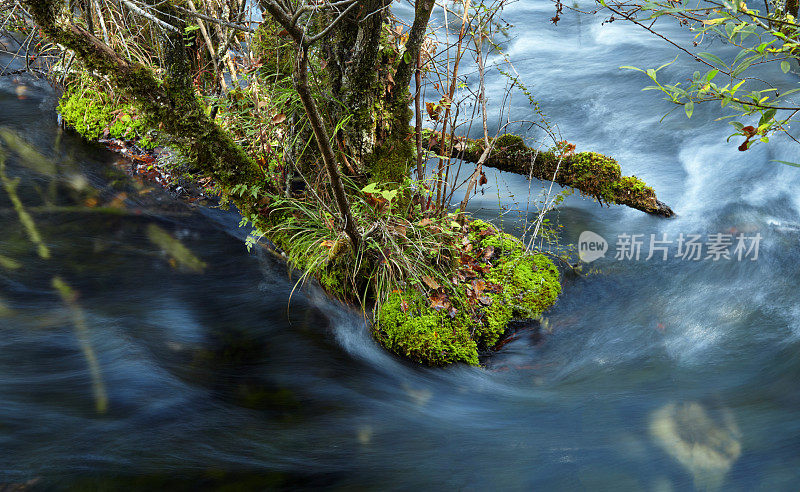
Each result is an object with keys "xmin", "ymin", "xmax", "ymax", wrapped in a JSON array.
[{"xmin": 578, "ymin": 231, "xmax": 762, "ymax": 263}]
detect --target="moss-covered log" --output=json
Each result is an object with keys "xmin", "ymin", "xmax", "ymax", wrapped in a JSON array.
[{"xmin": 426, "ymin": 131, "xmax": 675, "ymax": 217}]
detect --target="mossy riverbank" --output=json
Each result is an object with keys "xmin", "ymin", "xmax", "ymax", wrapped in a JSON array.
[{"xmin": 57, "ymin": 87, "xmax": 563, "ymax": 367}]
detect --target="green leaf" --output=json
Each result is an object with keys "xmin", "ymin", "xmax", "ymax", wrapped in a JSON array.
[
  {"xmin": 705, "ymin": 69, "xmax": 719, "ymax": 81},
  {"xmin": 362, "ymin": 183, "xmax": 380, "ymax": 194},
  {"xmin": 619, "ymin": 66, "xmax": 646, "ymax": 73},
  {"xmin": 771, "ymin": 159, "xmax": 800, "ymax": 167},
  {"xmin": 381, "ymin": 189, "xmax": 398, "ymax": 202},
  {"xmin": 698, "ymin": 52, "xmax": 727, "ymax": 68},
  {"xmin": 732, "ymin": 49, "xmax": 749, "ymax": 66},
  {"xmin": 782, "ymin": 60, "xmax": 791, "ymax": 73},
  {"xmin": 725, "ymin": 21, "xmax": 735, "ymax": 39},
  {"xmin": 731, "ymin": 60, "xmax": 752, "ymax": 77},
  {"xmin": 685, "ymin": 100, "xmax": 694, "ymax": 118},
  {"xmin": 403, "ymin": 51, "xmax": 412, "ymax": 64},
  {"xmin": 656, "ymin": 55, "xmax": 679, "ymax": 71},
  {"xmin": 704, "ymin": 17, "xmax": 726, "ymax": 25},
  {"xmin": 760, "ymin": 108, "xmax": 777, "ymax": 125}
]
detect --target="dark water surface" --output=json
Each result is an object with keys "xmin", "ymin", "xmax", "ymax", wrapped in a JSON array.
[{"xmin": 1, "ymin": 2, "xmax": 800, "ymax": 490}]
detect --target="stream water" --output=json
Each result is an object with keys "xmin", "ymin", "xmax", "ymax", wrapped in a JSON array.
[{"xmin": 1, "ymin": 1, "xmax": 799, "ymax": 490}]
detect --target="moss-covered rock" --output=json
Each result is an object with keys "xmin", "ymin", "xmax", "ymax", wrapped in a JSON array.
[
  {"xmin": 373, "ymin": 218, "xmax": 561, "ymax": 366},
  {"xmin": 474, "ymin": 220, "xmax": 561, "ymax": 347},
  {"xmin": 373, "ymin": 290, "xmax": 479, "ymax": 366},
  {"xmin": 494, "ymin": 133, "xmax": 526, "ymax": 152}
]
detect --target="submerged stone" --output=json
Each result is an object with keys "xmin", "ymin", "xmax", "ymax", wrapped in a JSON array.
[{"xmin": 649, "ymin": 401, "xmax": 742, "ymax": 491}]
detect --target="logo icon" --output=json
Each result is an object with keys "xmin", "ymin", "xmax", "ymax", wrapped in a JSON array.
[{"xmin": 578, "ymin": 230, "xmax": 607, "ymax": 263}]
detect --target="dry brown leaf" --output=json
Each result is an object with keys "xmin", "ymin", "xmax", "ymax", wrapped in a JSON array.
[
  {"xmin": 390, "ymin": 223, "xmax": 407, "ymax": 236},
  {"xmin": 429, "ymin": 291, "xmax": 450, "ymax": 311},
  {"xmin": 421, "ymin": 275, "xmax": 440, "ymax": 290},
  {"xmin": 426, "ymin": 102, "xmax": 440, "ymax": 121},
  {"xmin": 482, "ymin": 246, "xmax": 495, "ymax": 262}
]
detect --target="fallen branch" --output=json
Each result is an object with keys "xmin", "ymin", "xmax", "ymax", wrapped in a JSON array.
[{"xmin": 425, "ymin": 131, "xmax": 675, "ymax": 217}]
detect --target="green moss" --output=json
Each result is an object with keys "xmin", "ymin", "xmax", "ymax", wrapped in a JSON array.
[
  {"xmin": 608, "ymin": 175, "xmax": 654, "ymax": 196},
  {"xmin": 466, "ymin": 137, "xmax": 485, "ymax": 155},
  {"xmin": 58, "ymin": 82, "xmax": 154, "ymax": 146},
  {"xmin": 481, "ymin": 232, "xmax": 524, "ymax": 255},
  {"xmin": 374, "ymin": 290, "xmax": 479, "ymax": 366},
  {"xmin": 466, "ymin": 218, "xmax": 497, "ymax": 243},
  {"xmin": 468, "ymin": 218, "xmax": 495, "ymax": 233},
  {"xmin": 494, "ymin": 134, "xmax": 526, "ymax": 152},
  {"xmin": 479, "ymin": 291, "xmax": 514, "ymax": 347},
  {"xmin": 374, "ymin": 223, "xmax": 561, "ymax": 366},
  {"xmin": 363, "ymin": 89, "xmax": 415, "ymax": 183},
  {"xmin": 487, "ymin": 253, "xmax": 561, "ymax": 319},
  {"xmin": 473, "ymin": 233, "xmax": 561, "ymax": 347},
  {"xmin": 566, "ymin": 151, "xmax": 622, "ymax": 199}
]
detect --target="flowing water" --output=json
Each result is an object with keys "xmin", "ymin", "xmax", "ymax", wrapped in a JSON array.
[{"xmin": 1, "ymin": 2, "xmax": 799, "ymax": 490}]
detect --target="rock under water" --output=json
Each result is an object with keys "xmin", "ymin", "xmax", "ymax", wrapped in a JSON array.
[{"xmin": 649, "ymin": 401, "xmax": 742, "ymax": 491}]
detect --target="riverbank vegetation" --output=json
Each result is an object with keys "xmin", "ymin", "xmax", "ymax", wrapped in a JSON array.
[{"xmin": 1, "ymin": 0, "xmax": 672, "ymax": 365}]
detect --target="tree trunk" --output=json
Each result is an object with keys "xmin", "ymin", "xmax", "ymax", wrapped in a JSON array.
[{"xmin": 318, "ymin": 0, "xmax": 416, "ymax": 183}]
